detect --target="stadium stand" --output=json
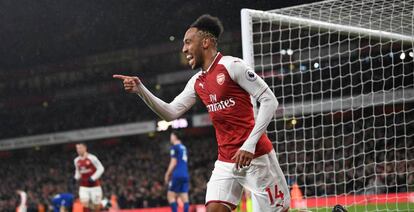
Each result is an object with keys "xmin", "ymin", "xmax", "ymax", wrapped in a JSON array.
[
  {"xmin": 0, "ymin": 113, "xmax": 412, "ymax": 210},
  {"xmin": 0, "ymin": 133, "xmax": 216, "ymax": 211}
]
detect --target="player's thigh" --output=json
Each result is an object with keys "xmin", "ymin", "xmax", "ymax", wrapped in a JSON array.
[
  {"xmin": 205, "ymin": 160, "xmax": 243, "ymax": 211},
  {"xmin": 167, "ymin": 191, "xmax": 177, "ymax": 203},
  {"xmin": 206, "ymin": 202, "xmax": 232, "ymax": 212},
  {"xmin": 251, "ymin": 191, "xmax": 289, "ymax": 212},
  {"xmin": 243, "ymin": 150, "xmax": 290, "ymax": 211},
  {"xmin": 90, "ymin": 186, "xmax": 103, "ymax": 205},
  {"xmin": 178, "ymin": 192, "xmax": 189, "ymax": 203},
  {"xmin": 79, "ymin": 186, "xmax": 90, "ymax": 204}
]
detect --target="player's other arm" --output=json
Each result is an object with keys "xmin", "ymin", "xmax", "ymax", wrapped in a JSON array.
[
  {"xmin": 74, "ymin": 159, "xmax": 81, "ymax": 180},
  {"xmin": 165, "ymin": 158, "xmax": 177, "ymax": 185},
  {"xmin": 164, "ymin": 148, "xmax": 178, "ymax": 184},
  {"xmin": 229, "ymin": 59, "xmax": 278, "ymax": 167},
  {"xmin": 113, "ymin": 74, "xmax": 197, "ymax": 121},
  {"xmin": 89, "ymin": 155, "xmax": 105, "ymax": 181},
  {"xmin": 16, "ymin": 190, "xmax": 27, "ymax": 207}
]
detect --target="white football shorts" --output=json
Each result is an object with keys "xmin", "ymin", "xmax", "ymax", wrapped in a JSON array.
[
  {"xmin": 79, "ymin": 186, "xmax": 103, "ymax": 206},
  {"xmin": 206, "ymin": 150, "xmax": 290, "ymax": 211}
]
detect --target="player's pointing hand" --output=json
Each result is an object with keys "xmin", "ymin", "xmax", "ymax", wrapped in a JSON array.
[{"xmin": 113, "ymin": 74, "xmax": 141, "ymax": 93}]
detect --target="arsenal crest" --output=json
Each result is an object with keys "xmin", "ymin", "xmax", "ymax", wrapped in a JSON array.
[{"xmin": 216, "ymin": 73, "xmax": 225, "ymax": 85}]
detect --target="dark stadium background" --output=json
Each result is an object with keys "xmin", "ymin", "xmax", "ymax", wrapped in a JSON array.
[
  {"xmin": 2, "ymin": 0, "xmax": 413, "ymax": 212},
  {"xmin": 0, "ymin": 0, "xmax": 319, "ymax": 69},
  {"xmin": 0, "ymin": 1, "xmax": 322, "ymax": 211},
  {"xmin": 0, "ymin": 0, "xmax": 320, "ymax": 139}
]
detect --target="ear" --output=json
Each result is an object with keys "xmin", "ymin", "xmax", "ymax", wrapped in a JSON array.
[{"xmin": 202, "ymin": 38, "xmax": 210, "ymax": 49}]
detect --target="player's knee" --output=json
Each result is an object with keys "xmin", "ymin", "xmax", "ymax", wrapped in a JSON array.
[
  {"xmin": 93, "ymin": 203, "xmax": 102, "ymax": 210},
  {"xmin": 167, "ymin": 192, "xmax": 177, "ymax": 203},
  {"xmin": 80, "ymin": 199, "xmax": 90, "ymax": 208},
  {"xmin": 91, "ymin": 198, "xmax": 102, "ymax": 207},
  {"xmin": 179, "ymin": 193, "xmax": 189, "ymax": 202},
  {"xmin": 206, "ymin": 202, "xmax": 231, "ymax": 212}
]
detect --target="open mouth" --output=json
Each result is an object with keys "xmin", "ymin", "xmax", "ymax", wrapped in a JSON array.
[{"xmin": 186, "ymin": 54, "xmax": 194, "ymax": 66}]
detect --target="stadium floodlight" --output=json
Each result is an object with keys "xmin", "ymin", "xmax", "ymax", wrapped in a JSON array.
[
  {"xmin": 242, "ymin": 0, "xmax": 414, "ymax": 211},
  {"xmin": 400, "ymin": 52, "xmax": 406, "ymax": 60}
]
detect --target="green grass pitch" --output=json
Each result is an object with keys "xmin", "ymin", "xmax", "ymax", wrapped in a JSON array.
[{"xmin": 291, "ymin": 202, "xmax": 414, "ymax": 212}]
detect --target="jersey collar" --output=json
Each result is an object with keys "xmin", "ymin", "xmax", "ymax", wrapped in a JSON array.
[
  {"xmin": 202, "ymin": 52, "xmax": 222, "ymax": 74},
  {"xmin": 80, "ymin": 153, "xmax": 88, "ymax": 159}
]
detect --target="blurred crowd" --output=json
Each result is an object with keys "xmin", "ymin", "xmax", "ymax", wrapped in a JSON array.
[
  {"xmin": 0, "ymin": 10, "xmax": 412, "ymax": 155},
  {"xmin": 1, "ymin": 45, "xmax": 412, "ymax": 140},
  {"xmin": 0, "ymin": 81, "xmax": 206, "ymax": 140},
  {"xmin": 1, "ymin": 108, "xmax": 413, "ymax": 211},
  {"xmin": 0, "ymin": 133, "xmax": 216, "ymax": 211}
]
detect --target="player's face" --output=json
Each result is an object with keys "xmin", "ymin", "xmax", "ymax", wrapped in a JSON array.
[
  {"xmin": 76, "ymin": 144, "xmax": 86, "ymax": 156},
  {"xmin": 182, "ymin": 27, "xmax": 204, "ymax": 70},
  {"xmin": 170, "ymin": 133, "xmax": 177, "ymax": 144}
]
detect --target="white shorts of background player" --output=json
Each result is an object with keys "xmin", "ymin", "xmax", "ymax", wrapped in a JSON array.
[{"xmin": 79, "ymin": 186, "xmax": 103, "ymax": 206}]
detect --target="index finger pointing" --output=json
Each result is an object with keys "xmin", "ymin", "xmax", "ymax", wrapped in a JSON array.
[{"xmin": 113, "ymin": 74, "xmax": 129, "ymax": 80}]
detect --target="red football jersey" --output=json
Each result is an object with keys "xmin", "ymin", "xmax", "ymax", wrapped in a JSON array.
[
  {"xmin": 193, "ymin": 53, "xmax": 273, "ymax": 162},
  {"xmin": 74, "ymin": 153, "xmax": 104, "ymax": 187}
]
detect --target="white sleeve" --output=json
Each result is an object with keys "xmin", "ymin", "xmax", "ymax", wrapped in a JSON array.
[
  {"xmin": 227, "ymin": 59, "xmax": 269, "ymax": 99},
  {"xmin": 228, "ymin": 59, "xmax": 278, "ymax": 154},
  {"xmin": 19, "ymin": 191, "xmax": 27, "ymax": 206},
  {"xmin": 135, "ymin": 74, "xmax": 198, "ymax": 121},
  {"xmin": 89, "ymin": 155, "xmax": 105, "ymax": 181},
  {"xmin": 74, "ymin": 158, "xmax": 81, "ymax": 180}
]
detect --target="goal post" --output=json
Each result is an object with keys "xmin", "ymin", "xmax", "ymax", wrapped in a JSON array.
[{"xmin": 241, "ymin": 0, "xmax": 414, "ymax": 210}]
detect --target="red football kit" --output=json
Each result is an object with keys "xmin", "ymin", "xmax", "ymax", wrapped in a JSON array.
[
  {"xmin": 193, "ymin": 53, "xmax": 273, "ymax": 162},
  {"xmin": 74, "ymin": 153, "xmax": 104, "ymax": 187}
]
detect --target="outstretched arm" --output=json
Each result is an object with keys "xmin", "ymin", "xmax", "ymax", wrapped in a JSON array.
[{"xmin": 113, "ymin": 74, "xmax": 197, "ymax": 121}]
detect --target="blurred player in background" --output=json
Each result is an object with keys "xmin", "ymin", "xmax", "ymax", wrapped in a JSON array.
[
  {"xmin": 51, "ymin": 193, "xmax": 74, "ymax": 212},
  {"xmin": 74, "ymin": 143, "xmax": 105, "ymax": 212},
  {"xmin": 16, "ymin": 190, "xmax": 27, "ymax": 212},
  {"xmin": 114, "ymin": 14, "xmax": 290, "ymax": 212},
  {"xmin": 164, "ymin": 130, "xmax": 190, "ymax": 212}
]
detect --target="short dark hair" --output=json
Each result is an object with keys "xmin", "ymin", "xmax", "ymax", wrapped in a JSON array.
[
  {"xmin": 76, "ymin": 142, "xmax": 87, "ymax": 147},
  {"xmin": 190, "ymin": 14, "xmax": 224, "ymax": 41},
  {"xmin": 170, "ymin": 129, "xmax": 183, "ymax": 140}
]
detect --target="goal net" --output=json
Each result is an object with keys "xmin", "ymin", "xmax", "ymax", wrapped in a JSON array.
[{"xmin": 241, "ymin": 0, "xmax": 414, "ymax": 210}]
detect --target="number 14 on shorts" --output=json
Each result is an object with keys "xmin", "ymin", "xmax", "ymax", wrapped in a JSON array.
[{"xmin": 266, "ymin": 184, "xmax": 285, "ymax": 206}]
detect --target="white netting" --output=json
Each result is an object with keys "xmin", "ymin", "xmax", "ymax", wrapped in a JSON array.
[{"xmin": 242, "ymin": 0, "xmax": 414, "ymax": 211}]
